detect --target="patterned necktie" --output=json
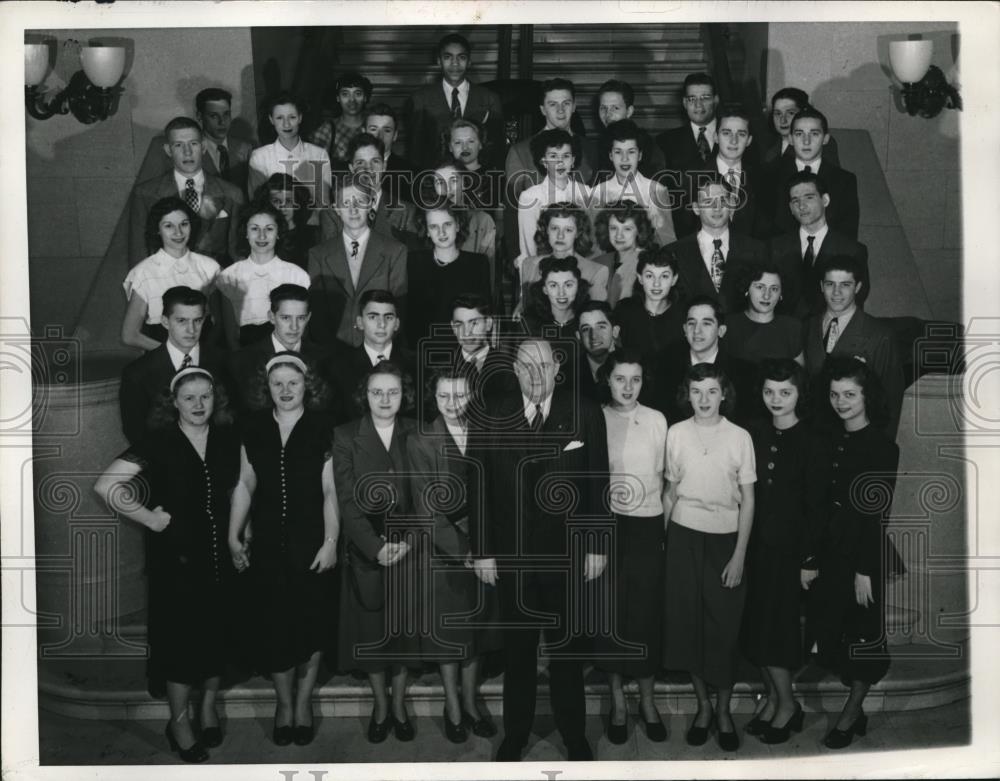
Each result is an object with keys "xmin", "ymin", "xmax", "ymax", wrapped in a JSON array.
[
  {"xmin": 824, "ymin": 316, "xmax": 840, "ymax": 353},
  {"xmin": 181, "ymin": 353, "xmax": 193, "ymax": 369},
  {"xmin": 804, "ymin": 235, "xmax": 816, "ymax": 267},
  {"xmin": 726, "ymin": 168, "xmax": 740, "ymax": 189},
  {"xmin": 710, "ymin": 238, "xmax": 725, "ymax": 292},
  {"xmin": 696, "ymin": 126, "xmax": 710, "ymax": 161},
  {"xmin": 451, "ymin": 87, "xmax": 462, "ymax": 119},
  {"xmin": 184, "ymin": 178, "xmax": 199, "ymax": 212},
  {"xmin": 217, "ymin": 144, "xmax": 230, "ymax": 176},
  {"xmin": 529, "ymin": 404, "xmax": 544, "ymax": 432},
  {"xmin": 350, "ymin": 240, "xmax": 359, "ymax": 258}
]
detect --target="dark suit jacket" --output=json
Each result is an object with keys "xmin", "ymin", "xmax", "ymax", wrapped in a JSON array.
[
  {"xmin": 467, "ymin": 386, "xmax": 611, "ymax": 560},
  {"xmin": 452, "ymin": 345, "xmax": 519, "ymax": 430},
  {"xmin": 129, "ymin": 170, "xmax": 244, "ymax": 266},
  {"xmin": 203, "ymin": 136, "xmax": 254, "ymax": 193},
  {"xmin": 760, "ymin": 134, "xmax": 841, "ymax": 168},
  {"xmin": 331, "ymin": 414, "xmax": 417, "ymax": 562},
  {"xmin": 306, "ymin": 231, "xmax": 408, "ymax": 346},
  {"xmin": 769, "ymin": 229, "xmax": 870, "ymax": 317},
  {"xmin": 119, "ymin": 343, "xmax": 231, "ymax": 445},
  {"xmin": 654, "ymin": 122, "xmax": 718, "ymax": 239},
  {"xmin": 405, "ymin": 81, "xmax": 505, "ymax": 173},
  {"xmin": 227, "ymin": 336, "xmax": 328, "ymax": 412},
  {"xmin": 804, "ymin": 309, "xmax": 904, "ymax": 438},
  {"xmin": 721, "ymin": 158, "xmax": 770, "ymax": 240},
  {"xmin": 764, "ymin": 156, "xmax": 859, "ymax": 240},
  {"xmin": 321, "ymin": 342, "xmax": 417, "ymax": 425},
  {"xmin": 667, "ymin": 232, "xmax": 767, "ymax": 314}
]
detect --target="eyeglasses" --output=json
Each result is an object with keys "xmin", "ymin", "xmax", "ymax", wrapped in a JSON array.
[
  {"xmin": 684, "ymin": 95, "xmax": 715, "ymax": 105},
  {"xmin": 368, "ymin": 388, "xmax": 401, "ymax": 400}
]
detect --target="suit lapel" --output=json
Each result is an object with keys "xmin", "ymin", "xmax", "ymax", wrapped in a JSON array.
[
  {"xmin": 356, "ymin": 233, "xmax": 386, "ymax": 292},
  {"xmin": 324, "ymin": 239, "xmax": 355, "ymax": 297}
]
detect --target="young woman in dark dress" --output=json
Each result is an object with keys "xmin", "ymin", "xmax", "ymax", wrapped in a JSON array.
[
  {"xmin": 405, "ymin": 370, "xmax": 499, "ymax": 743},
  {"xmin": 810, "ymin": 356, "xmax": 899, "ymax": 749},
  {"xmin": 613, "ymin": 245, "xmax": 685, "ymax": 360},
  {"xmin": 405, "ymin": 202, "xmax": 491, "ymax": 346},
  {"xmin": 332, "ymin": 361, "xmax": 419, "ymax": 743},
  {"xmin": 724, "ymin": 266, "xmax": 804, "ymax": 366},
  {"xmin": 740, "ymin": 359, "xmax": 824, "ymax": 744},
  {"xmin": 228, "ymin": 353, "xmax": 339, "ymax": 748},
  {"xmin": 95, "ymin": 368, "xmax": 240, "ymax": 763}
]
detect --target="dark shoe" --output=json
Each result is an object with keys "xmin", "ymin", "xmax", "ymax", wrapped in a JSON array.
[
  {"xmin": 495, "ymin": 737, "xmax": 524, "ymax": 761},
  {"xmin": 461, "ymin": 708, "xmax": 497, "ymax": 738},
  {"xmin": 606, "ymin": 716, "xmax": 628, "ymax": 745},
  {"xmin": 686, "ymin": 709, "xmax": 713, "ymax": 746},
  {"xmin": 272, "ymin": 723, "xmax": 294, "ymax": 746},
  {"xmin": 166, "ymin": 723, "xmax": 209, "ymax": 763},
  {"xmin": 293, "ymin": 723, "xmax": 315, "ymax": 746},
  {"xmin": 367, "ymin": 712, "xmax": 392, "ymax": 744},
  {"xmin": 443, "ymin": 706, "xmax": 468, "ymax": 743},
  {"xmin": 824, "ymin": 712, "xmax": 868, "ymax": 749},
  {"xmin": 760, "ymin": 703, "xmax": 804, "ymax": 745},
  {"xmin": 717, "ymin": 722, "xmax": 739, "ymax": 752},
  {"xmin": 200, "ymin": 726, "xmax": 223, "ymax": 748},
  {"xmin": 393, "ymin": 715, "xmax": 415, "ymax": 742},
  {"xmin": 642, "ymin": 712, "xmax": 668, "ymax": 743},
  {"xmin": 567, "ymin": 738, "xmax": 594, "ymax": 761},
  {"xmin": 744, "ymin": 710, "xmax": 771, "ymax": 736}
]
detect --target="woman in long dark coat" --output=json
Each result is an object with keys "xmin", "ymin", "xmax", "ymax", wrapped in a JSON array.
[
  {"xmin": 228, "ymin": 353, "xmax": 340, "ymax": 748},
  {"xmin": 95, "ymin": 367, "xmax": 240, "ymax": 763},
  {"xmin": 333, "ymin": 360, "xmax": 419, "ymax": 743},
  {"xmin": 809, "ymin": 356, "xmax": 899, "ymax": 749}
]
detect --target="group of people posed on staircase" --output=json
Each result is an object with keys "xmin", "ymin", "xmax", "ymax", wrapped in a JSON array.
[{"xmin": 94, "ymin": 30, "xmax": 906, "ymax": 763}]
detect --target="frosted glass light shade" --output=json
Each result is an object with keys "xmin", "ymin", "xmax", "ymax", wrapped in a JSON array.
[
  {"xmin": 80, "ymin": 46, "xmax": 125, "ymax": 88},
  {"xmin": 25, "ymin": 44, "xmax": 49, "ymax": 87},
  {"xmin": 889, "ymin": 40, "xmax": 933, "ymax": 84}
]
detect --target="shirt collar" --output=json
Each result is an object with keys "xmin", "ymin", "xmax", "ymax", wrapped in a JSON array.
[
  {"xmin": 690, "ymin": 344, "xmax": 719, "ymax": 366},
  {"xmin": 462, "ymin": 343, "xmax": 490, "ymax": 367},
  {"xmin": 521, "ymin": 393, "xmax": 553, "ymax": 424},
  {"xmin": 795, "ymin": 156, "xmax": 822, "ymax": 174},
  {"xmin": 697, "ymin": 228, "xmax": 730, "ymax": 252},
  {"xmin": 716, "ymin": 156, "xmax": 742, "ymax": 175},
  {"xmin": 825, "ymin": 303, "xmax": 857, "ymax": 330},
  {"xmin": 271, "ymin": 333, "xmax": 300, "ymax": 354},
  {"xmin": 800, "ymin": 222, "xmax": 829, "ymax": 251},
  {"xmin": 343, "ymin": 227, "xmax": 371, "ymax": 258},
  {"xmin": 273, "ymin": 138, "xmax": 305, "ymax": 157},
  {"xmin": 690, "ymin": 118, "xmax": 717, "ymax": 139},
  {"xmin": 155, "ymin": 248, "xmax": 193, "ymax": 273},
  {"xmin": 364, "ymin": 342, "xmax": 392, "ymax": 365},
  {"xmin": 173, "ymin": 169, "xmax": 205, "ymax": 190},
  {"xmin": 165, "ymin": 340, "xmax": 200, "ymax": 370}
]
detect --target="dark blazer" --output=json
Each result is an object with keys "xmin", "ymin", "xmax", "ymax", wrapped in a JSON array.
[
  {"xmin": 764, "ymin": 156, "xmax": 859, "ymax": 240},
  {"xmin": 405, "ymin": 81, "xmax": 506, "ymax": 173},
  {"xmin": 321, "ymin": 342, "xmax": 417, "ymax": 425},
  {"xmin": 203, "ymin": 136, "xmax": 254, "ymax": 192},
  {"xmin": 666, "ymin": 232, "xmax": 767, "ymax": 313},
  {"xmin": 804, "ymin": 309, "xmax": 905, "ymax": 438},
  {"xmin": 452, "ymin": 345, "xmax": 519, "ymax": 430},
  {"xmin": 119, "ymin": 343, "xmax": 230, "ymax": 445},
  {"xmin": 227, "ymin": 336, "xmax": 328, "ymax": 412},
  {"xmin": 129, "ymin": 170, "xmax": 245, "ymax": 266},
  {"xmin": 655, "ymin": 122, "xmax": 718, "ymax": 239},
  {"xmin": 467, "ymin": 386, "xmax": 611, "ymax": 560},
  {"xmin": 722, "ymin": 158, "xmax": 770, "ymax": 240},
  {"xmin": 306, "ymin": 231, "xmax": 408, "ymax": 346},
  {"xmin": 769, "ymin": 229, "xmax": 870, "ymax": 317}
]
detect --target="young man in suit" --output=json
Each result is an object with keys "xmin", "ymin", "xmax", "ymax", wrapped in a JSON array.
[
  {"xmin": 228, "ymin": 284, "xmax": 327, "ymax": 411},
  {"xmin": 655, "ymin": 73, "xmax": 719, "ymax": 238},
  {"xmin": 467, "ymin": 337, "xmax": 610, "ymax": 762},
  {"xmin": 665, "ymin": 175, "xmax": 767, "ymax": 314},
  {"xmin": 308, "ymin": 174, "xmax": 408, "ymax": 347},
  {"xmin": 764, "ymin": 106, "xmax": 859, "ymax": 240},
  {"xmin": 591, "ymin": 79, "xmax": 666, "ymax": 182},
  {"xmin": 576, "ymin": 301, "xmax": 620, "ymax": 402},
  {"xmin": 195, "ymin": 87, "xmax": 253, "ymax": 192},
  {"xmin": 769, "ymin": 171, "xmax": 870, "ymax": 317},
  {"xmin": 714, "ymin": 104, "xmax": 768, "ymax": 239},
  {"xmin": 130, "ymin": 117, "xmax": 245, "ymax": 267},
  {"xmin": 119, "ymin": 286, "xmax": 230, "ymax": 444},
  {"xmin": 761, "ymin": 87, "xmax": 841, "ymax": 167},
  {"xmin": 804, "ymin": 257, "xmax": 904, "ymax": 438},
  {"xmin": 448, "ymin": 293, "xmax": 517, "ymax": 422},
  {"xmin": 405, "ymin": 32, "xmax": 505, "ymax": 175},
  {"xmin": 320, "ymin": 134, "xmax": 420, "ymax": 244},
  {"xmin": 364, "ymin": 103, "xmax": 415, "ymax": 203}
]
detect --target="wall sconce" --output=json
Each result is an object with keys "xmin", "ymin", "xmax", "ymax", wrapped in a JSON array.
[
  {"xmin": 888, "ymin": 39, "xmax": 961, "ymax": 118},
  {"xmin": 25, "ymin": 41, "xmax": 126, "ymax": 123}
]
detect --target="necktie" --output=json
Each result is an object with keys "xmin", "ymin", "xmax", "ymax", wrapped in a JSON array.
[
  {"xmin": 529, "ymin": 404, "xmax": 544, "ymax": 432},
  {"xmin": 350, "ymin": 240, "xmax": 359, "ymax": 258},
  {"xmin": 726, "ymin": 168, "xmax": 740, "ymax": 189},
  {"xmin": 184, "ymin": 178, "xmax": 199, "ymax": 212},
  {"xmin": 451, "ymin": 87, "xmax": 462, "ymax": 119},
  {"xmin": 710, "ymin": 238, "xmax": 725, "ymax": 292},
  {"xmin": 804, "ymin": 165, "xmax": 813, "ymax": 174},
  {"xmin": 180, "ymin": 353, "xmax": 193, "ymax": 369},
  {"xmin": 696, "ymin": 126, "xmax": 710, "ymax": 161},
  {"xmin": 376, "ymin": 353, "xmax": 386, "ymax": 363},
  {"xmin": 824, "ymin": 317, "xmax": 840, "ymax": 353},
  {"xmin": 217, "ymin": 144, "xmax": 230, "ymax": 176},
  {"xmin": 804, "ymin": 235, "xmax": 816, "ymax": 267}
]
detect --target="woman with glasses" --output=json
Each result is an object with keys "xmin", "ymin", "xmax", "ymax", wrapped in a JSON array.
[{"xmin": 333, "ymin": 360, "xmax": 419, "ymax": 743}]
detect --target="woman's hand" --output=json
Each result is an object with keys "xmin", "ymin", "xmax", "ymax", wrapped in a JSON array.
[
  {"xmin": 800, "ymin": 568, "xmax": 819, "ymax": 590},
  {"xmin": 229, "ymin": 537, "xmax": 249, "ymax": 572},
  {"xmin": 721, "ymin": 551, "xmax": 745, "ymax": 588},
  {"xmin": 147, "ymin": 506, "xmax": 171, "ymax": 532},
  {"xmin": 854, "ymin": 572, "xmax": 874, "ymax": 607},
  {"xmin": 310, "ymin": 540, "xmax": 338, "ymax": 573},
  {"xmin": 376, "ymin": 541, "xmax": 410, "ymax": 567}
]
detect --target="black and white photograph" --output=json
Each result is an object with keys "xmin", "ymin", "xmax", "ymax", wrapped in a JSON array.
[{"xmin": 1, "ymin": 1, "xmax": 998, "ymax": 779}]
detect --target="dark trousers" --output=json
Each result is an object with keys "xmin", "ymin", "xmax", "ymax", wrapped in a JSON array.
[{"xmin": 499, "ymin": 568, "xmax": 587, "ymax": 748}]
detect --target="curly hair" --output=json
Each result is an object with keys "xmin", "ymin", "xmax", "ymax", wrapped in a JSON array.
[
  {"xmin": 597, "ymin": 347, "xmax": 648, "ymax": 405},
  {"xmin": 758, "ymin": 357, "xmax": 809, "ymax": 417},
  {"xmin": 634, "ymin": 245, "xmax": 681, "ymax": 305},
  {"xmin": 234, "ymin": 201, "xmax": 293, "ymax": 260},
  {"xmin": 352, "ymin": 360, "xmax": 416, "ymax": 416},
  {"xmin": 675, "ymin": 362, "xmax": 737, "ymax": 419},
  {"xmin": 593, "ymin": 201, "xmax": 658, "ymax": 253},
  {"xmin": 822, "ymin": 354, "xmax": 889, "ymax": 430},
  {"xmin": 415, "ymin": 199, "xmax": 471, "ymax": 248},
  {"xmin": 252, "ymin": 173, "xmax": 313, "ymax": 229},
  {"xmin": 244, "ymin": 353, "xmax": 330, "ymax": 412},
  {"xmin": 533, "ymin": 203, "xmax": 594, "ymax": 258},
  {"xmin": 738, "ymin": 262, "xmax": 785, "ymax": 312},
  {"xmin": 146, "ymin": 371, "xmax": 234, "ymax": 430},
  {"xmin": 421, "ymin": 368, "xmax": 470, "ymax": 422},
  {"xmin": 144, "ymin": 196, "xmax": 201, "ymax": 257},
  {"xmin": 525, "ymin": 255, "xmax": 591, "ymax": 323}
]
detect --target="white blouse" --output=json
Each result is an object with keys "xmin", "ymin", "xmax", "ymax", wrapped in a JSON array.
[
  {"xmin": 603, "ymin": 403, "xmax": 669, "ymax": 517},
  {"xmin": 216, "ymin": 257, "xmax": 310, "ymax": 326},
  {"xmin": 123, "ymin": 249, "xmax": 220, "ymax": 323}
]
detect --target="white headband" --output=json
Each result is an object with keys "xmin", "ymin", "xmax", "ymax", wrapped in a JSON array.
[
  {"xmin": 170, "ymin": 366, "xmax": 213, "ymax": 392},
  {"xmin": 265, "ymin": 353, "xmax": 307, "ymax": 375}
]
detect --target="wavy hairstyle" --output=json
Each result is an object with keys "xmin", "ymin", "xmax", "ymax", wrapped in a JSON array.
[
  {"xmin": 415, "ymin": 198, "xmax": 471, "ymax": 248},
  {"xmin": 532, "ymin": 202, "xmax": 594, "ymax": 258},
  {"xmin": 147, "ymin": 369, "xmax": 234, "ymax": 430},
  {"xmin": 252, "ymin": 173, "xmax": 313, "ymax": 230},
  {"xmin": 352, "ymin": 359, "xmax": 416, "ymax": 417},
  {"xmin": 822, "ymin": 354, "xmax": 889, "ymax": 430},
  {"xmin": 675, "ymin": 362, "xmax": 737, "ymax": 419},
  {"xmin": 234, "ymin": 201, "xmax": 293, "ymax": 260},
  {"xmin": 593, "ymin": 200, "xmax": 658, "ymax": 253},
  {"xmin": 244, "ymin": 352, "xmax": 330, "ymax": 412},
  {"xmin": 144, "ymin": 196, "xmax": 201, "ymax": 257},
  {"xmin": 758, "ymin": 357, "xmax": 809, "ymax": 417},
  {"xmin": 525, "ymin": 255, "xmax": 592, "ymax": 323},
  {"xmin": 597, "ymin": 346, "xmax": 648, "ymax": 405}
]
